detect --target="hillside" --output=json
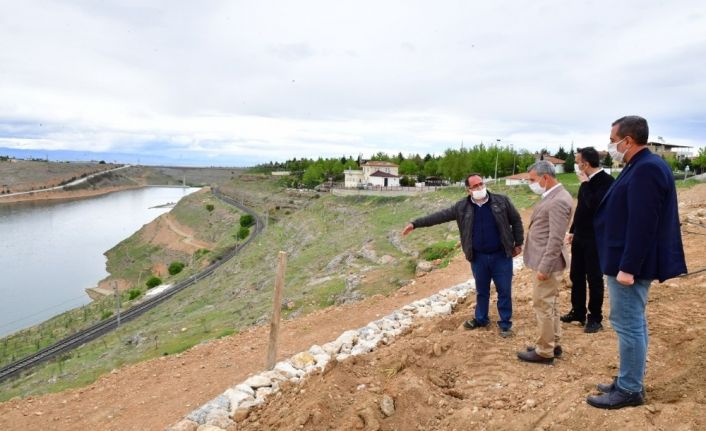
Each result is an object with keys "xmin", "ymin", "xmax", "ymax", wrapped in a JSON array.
[
  {"xmin": 0, "ymin": 182, "xmax": 704, "ymax": 430},
  {"xmin": 0, "ymin": 175, "xmax": 482, "ymax": 400}
]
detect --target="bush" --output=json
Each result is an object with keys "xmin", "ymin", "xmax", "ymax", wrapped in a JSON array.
[
  {"xmin": 146, "ymin": 276, "xmax": 162, "ymax": 289},
  {"xmin": 168, "ymin": 261, "xmax": 185, "ymax": 275},
  {"xmin": 235, "ymin": 226, "xmax": 250, "ymax": 240},
  {"xmin": 421, "ymin": 240, "xmax": 458, "ymax": 261},
  {"xmin": 205, "ymin": 204, "xmax": 215, "ymax": 212},
  {"xmin": 239, "ymin": 214, "xmax": 255, "ymax": 227},
  {"xmin": 101, "ymin": 310, "xmax": 113, "ymax": 320},
  {"xmin": 127, "ymin": 288, "xmax": 142, "ymax": 300}
]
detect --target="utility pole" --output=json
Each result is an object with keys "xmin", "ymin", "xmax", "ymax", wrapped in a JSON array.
[{"xmin": 113, "ymin": 281, "xmax": 121, "ymax": 327}]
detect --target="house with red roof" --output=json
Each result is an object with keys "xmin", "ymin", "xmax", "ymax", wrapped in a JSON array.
[{"xmin": 344, "ymin": 161, "xmax": 400, "ymax": 188}]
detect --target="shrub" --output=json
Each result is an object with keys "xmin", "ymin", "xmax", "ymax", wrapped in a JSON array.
[
  {"xmin": 168, "ymin": 261, "xmax": 185, "ymax": 275},
  {"xmin": 239, "ymin": 214, "xmax": 255, "ymax": 227},
  {"xmin": 146, "ymin": 276, "xmax": 162, "ymax": 289},
  {"xmin": 421, "ymin": 240, "xmax": 458, "ymax": 261},
  {"xmin": 101, "ymin": 310, "xmax": 114, "ymax": 320},
  {"xmin": 194, "ymin": 248, "xmax": 210, "ymax": 259},
  {"xmin": 127, "ymin": 288, "xmax": 142, "ymax": 300},
  {"xmin": 205, "ymin": 204, "xmax": 215, "ymax": 212},
  {"xmin": 235, "ymin": 226, "xmax": 250, "ymax": 240}
]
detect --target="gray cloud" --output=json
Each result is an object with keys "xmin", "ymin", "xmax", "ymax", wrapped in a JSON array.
[{"xmin": 0, "ymin": 0, "xmax": 704, "ymax": 164}]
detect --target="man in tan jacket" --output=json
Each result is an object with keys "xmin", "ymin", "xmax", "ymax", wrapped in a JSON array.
[{"xmin": 517, "ymin": 160, "xmax": 573, "ymax": 365}]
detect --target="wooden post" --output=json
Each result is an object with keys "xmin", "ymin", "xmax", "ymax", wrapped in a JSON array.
[{"xmin": 266, "ymin": 251, "xmax": 287, "ymax": 369}]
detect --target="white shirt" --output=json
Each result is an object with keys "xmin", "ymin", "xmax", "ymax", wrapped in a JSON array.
[
  {"xmin": 588, "ymin": 168, "xmax": 604, "ymax": 180},
  {"xmin": 542, "ymin": 183, "xmax": 562, "ymax": 199}
]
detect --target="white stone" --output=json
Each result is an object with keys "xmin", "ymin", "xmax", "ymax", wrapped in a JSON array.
[
  {"xmin": 290, "ymin": 351, "xmax": 316, "ymax": 370},
  {"xmin": 243, "ymin": 374, "xmax": 271, "ymax": 388},
  {"xmin": 321, "ymin": 341, "xmax": 340, "ymax": 356},
  {"xmin": 256, "ymin": 387, "xmax": 275, "ymax": 399},
  {"xmin": 431, "ymin": 303, "xmax": 453, "ymax": 315},
  {"xmin": 234, "ymin": 383, "xmax": 255, "ymax": 396},
  {"xmin": 260, "ymin": 370, "xmax": 287, "ymax": 382},
  {"xmin": 308, "ymin": 344, "xmax": 326, "ymax": 356},
  {"xmin": 224, "ymin": 388, "xmax": 254, "ymax": 408},
  {"xmin": 274, "ymin": 361, "xmax": 303, "ymax": 379}
]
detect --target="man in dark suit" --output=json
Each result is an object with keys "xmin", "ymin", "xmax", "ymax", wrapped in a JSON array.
[
  {"xmin": 561, "ymin": 147, "xmax": 614, "ymax": 333},
  {"xmin": 587, "ymin": 115, "xmax": 687, "ymax": 409},
  {"xmin": 401, "ymin": 173, "xmax": 524, "ymax": 338}
]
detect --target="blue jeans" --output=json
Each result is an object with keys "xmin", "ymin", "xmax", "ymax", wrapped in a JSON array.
[
  {"xmin": 470, "ymin": 250, "xmax": 513, "ymax": 331},
  {"xmin": 607, "ymin": 276, "xmax": 651, "ymax": 394}
]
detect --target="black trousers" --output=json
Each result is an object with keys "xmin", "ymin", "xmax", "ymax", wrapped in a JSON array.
[{"xmin": 569, "ymin": 236, "xmax": 605, "ymax": 322}]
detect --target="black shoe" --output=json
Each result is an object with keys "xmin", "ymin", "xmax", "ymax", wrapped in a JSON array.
[
  {"xmin": 517, "ymin": 350, "xmax": 554, "ymax": 365},
  {"xmin": 584, "ymin": 321, "xmax": 603, "ymax": 333},
  {"xmin": 463, "ymin": 318, "xmax": 489, "ymax": 330},
  {"xmin": 526, "ymin": 345, "xmax": 562, "ymax": 358},
  {"xmin": 499, "ymin": 329, "xmax": 513, "ymax": 338},
  {"xmin": 597, "ymin": 377, "xmax": 646, "ymax": 398},
  {"xmin": 560, "ymin": 310, "xmax": 585, "ymax": 326},
  {"xmin": 587, "ymin": 385, "xmax": 644, "ymax": 409}
]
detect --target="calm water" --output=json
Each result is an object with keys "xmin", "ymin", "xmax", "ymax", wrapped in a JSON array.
[{"xmin": 0, "ymin": 187, "xmax": 199, "ymax": 337}]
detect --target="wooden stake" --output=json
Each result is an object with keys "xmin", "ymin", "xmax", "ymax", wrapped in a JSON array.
[{"xmin": 266, "ymin": 251, "xmax": 287, "ymax": 369}]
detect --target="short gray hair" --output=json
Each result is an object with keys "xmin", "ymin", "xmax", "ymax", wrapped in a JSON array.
[{"xmin": 527, "ymin": 160, "xmax": 556, "ymax": 177}]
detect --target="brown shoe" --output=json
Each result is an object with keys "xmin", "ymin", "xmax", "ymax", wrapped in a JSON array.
[
  {"xmin": 526, "ymin": 345, "xmax": 562, "ymax": 358},
  {"xmin": 517, "ymin": 350, "xmax": 554, "ymax": 364}
]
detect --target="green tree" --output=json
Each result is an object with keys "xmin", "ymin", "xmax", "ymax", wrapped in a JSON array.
[
  {"xmin": 555, "ymin": 146, "xmax": 568, "ymax": 161},
  {"xmin": 423, "ymin": 159, "xmax": 439, "ymax": 177},
  {"xmin": 235, "ymin": 226, "xmax": 250, "ymax": 240},
  {"xmin": 146, "ymin": 276, "xmax": 162, "ymax": 289},
  {"xmin": 302, "ymin": 164, "xmax": 324, "ymax": 188},
  {"xmin": 168, "ymin": 261, "xmax": 185, "ymax": 275},
  {"xmin": 205, "ymin": 204, "xmax": 215, "ymax": 213},
  {"xmin": 239, "ymin": 214, "xmax": 255, "ymax": 227},
  {"xmin": 399, "ymin": 159, "xmax": 418, "ymax": 175},
  {"xmin": 564, "ymin": 144, "xmax": 575, "ymax": 173},
  {"xmin": 602, "ymin": 152, "xmax": 613, "ymax": 168},
  {"xmin": 692, "ymin": 148, "xmax": 706, "ymax": 173}
]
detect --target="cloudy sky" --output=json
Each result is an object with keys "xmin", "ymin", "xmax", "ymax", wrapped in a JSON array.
[{"xmin": 1, "ymin": 0, "xmax": 704, "ymax": 166}]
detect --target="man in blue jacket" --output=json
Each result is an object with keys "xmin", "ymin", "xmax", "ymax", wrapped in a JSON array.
[{"xmin": 587, "ymin": 115, "xmax": 687, "ymax": 409}]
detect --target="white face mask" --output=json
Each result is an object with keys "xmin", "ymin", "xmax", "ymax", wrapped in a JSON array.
[
  {"xmin": 471, "ymin": 187, "xmax": 487, "ymax": 200},
  {"xmin": 608, "ymin": 138, "xmax": 628, "ymax": 163},
  {"xmin": 529, "ymin": 180, "xmax": 545, "ymax": 195}
]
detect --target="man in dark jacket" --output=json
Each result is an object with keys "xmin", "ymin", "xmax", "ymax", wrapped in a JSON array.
[
  {"xmin": 401, "ymin": 174, "xmax": 524, "ymax": 337},
  {"xmin": 561, "ymin": 147, "xmax": 614, "ymax": 333},
  {"xmin": 587, "ymin": 115, "xmax": 687, "ymax": 410}
]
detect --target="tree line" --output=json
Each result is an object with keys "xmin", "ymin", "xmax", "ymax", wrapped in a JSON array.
[{"xmin": 252, "ymin": 143, "xmax": 704, "ymax": 188}]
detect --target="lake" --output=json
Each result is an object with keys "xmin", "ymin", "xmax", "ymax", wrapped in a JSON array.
[{"xmin": 0, "ymin": 187, "xmax": 199, "ymax": 337}]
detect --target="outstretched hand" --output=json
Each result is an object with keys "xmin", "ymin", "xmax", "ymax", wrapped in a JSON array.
[{"xmin": 401, "ymin": 223, "xmax": 414, "ymax": 236}]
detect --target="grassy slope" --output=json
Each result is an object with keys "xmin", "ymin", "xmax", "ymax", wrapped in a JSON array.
[{"xmin": 0, "ymin": 177, "xmax": 540, "ymax": 400}]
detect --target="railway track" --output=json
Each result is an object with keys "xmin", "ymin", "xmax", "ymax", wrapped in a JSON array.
[{"xmin": 0, "ymin": 187, "xmax": 261, "ymax": 383}]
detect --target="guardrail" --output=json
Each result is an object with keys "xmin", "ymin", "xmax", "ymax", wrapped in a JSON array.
[{"xmin": 0, "ymin": 188, "xmax": 262, "ymax": 383}]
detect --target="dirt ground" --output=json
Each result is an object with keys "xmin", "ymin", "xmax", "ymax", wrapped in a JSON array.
[{"xmin": 1, "ymin": 184, "xmax": 705, "ymax": 431}]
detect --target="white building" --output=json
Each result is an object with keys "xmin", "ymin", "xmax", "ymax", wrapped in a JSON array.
[
  {"xmin": 504, "ymin": 172, "xmax": 531, "ymax": 186},
  {"xmin": 344, "ymin": 161, "xmax": 400, "ymax": 188}
]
